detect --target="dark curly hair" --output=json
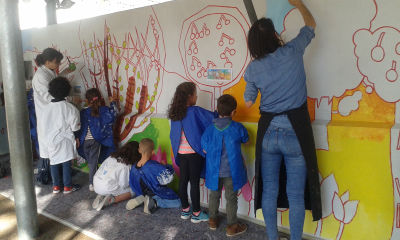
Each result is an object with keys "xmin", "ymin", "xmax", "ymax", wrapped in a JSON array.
[
  {"xmin": 167, "ymin": 82, "xmax": 196, "ymax": 121},
  {"xmin": 48, "ymin": 76, "xmax": 71, "ymax": 100},
  {"xmin": 35, "ymin": 48, "xmax": 63, "ymax": 66},
  {"xmin": 247, "ymin": 18, "xmax": 283, "ymax": 60},
  {"xmin": 111, "ymin": 141, "xmax": 141, "ymax": 165},
  {"xmin": 217, "ymin": 94, "xmax": 237, "ymax": 117},
  {"xmin": 85, "ymin": 88, "xmax": 102, "ymax": 117}
]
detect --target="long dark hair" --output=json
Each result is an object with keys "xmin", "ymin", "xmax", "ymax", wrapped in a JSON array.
[
  {"xmin": 111, "ymin": 141, "xmax": 141, "ymax": 165},
  {"xmin": 85, "ymin": 88, "xmax": 102, "ymax": 117},
  {"xmin": 247, "ymin": 18, "xmax": 283, "ymax": 60},
  {"xmin": 35, "ymin": 48, "xmax": 63, "ymax": 66},
  {"xmin": 167, "ymin": 82, "xmax": 196, "ymax": 121}
]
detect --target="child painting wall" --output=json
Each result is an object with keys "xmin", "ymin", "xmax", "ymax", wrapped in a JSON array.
[{"xmin": 22, "ymin": 0, "xmax": 400, "ymax": 239}]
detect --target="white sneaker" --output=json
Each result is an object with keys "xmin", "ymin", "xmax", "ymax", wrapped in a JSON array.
[
  {"xmin": 143, "ymin": 195, "xmax": 157, "ymax": 214},
  {"xmin": 96, "ymin": 195, "xmax": 114, "ymax": 211},
  {"xmin": 92, "ymin": 194, "xmax": 103, "ymax": 209},
  {"xmin": 89, "ymin": 184, "xmax": 94, "ymax": 192},
  {"xmin": 126, "ymin": 196, "xmax": 145, "ymax": 210}
]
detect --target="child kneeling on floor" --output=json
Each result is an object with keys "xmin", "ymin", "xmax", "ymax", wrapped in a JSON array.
[
  {"xmin": 201, "ymin": 94, "xmax": 249, "ymax": 237},
  {"xmin": 92, "ymin": 141, "xmax": 141, "ymax": 211},
  {"xmin": 126, "ymin": 138, "xmax": 180, "ymax": 214}
]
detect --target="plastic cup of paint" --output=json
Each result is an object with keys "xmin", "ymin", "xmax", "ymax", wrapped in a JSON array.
[{"xmin": 69, "ymin": 63, "xmax": 76, "ymax": 71}]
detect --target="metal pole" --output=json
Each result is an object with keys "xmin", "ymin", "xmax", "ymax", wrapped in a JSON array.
[
  {"xmin": 46, "ymin": 0, "xmax": 57, "ymax": 25},
  {"xmin": 243, "ymin": 0, "xmax": 258, "ymax": 24},
  {"xmin": 0, "ymin": 0, "xmax": 39, "ymax": 239}
]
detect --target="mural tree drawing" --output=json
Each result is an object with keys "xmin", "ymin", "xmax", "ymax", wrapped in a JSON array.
[{"xmin": 79, "ymin": 7, "xmax": 166, "ymax": 143}]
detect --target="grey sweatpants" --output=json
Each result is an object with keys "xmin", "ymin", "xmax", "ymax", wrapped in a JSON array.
[
  {"xmin": 208, "ymin": 177, "xmax": 238, "ymax": 226},
  {"xmin": 83, "ymin": 139, "xmax": 101, "ymax": 184}
]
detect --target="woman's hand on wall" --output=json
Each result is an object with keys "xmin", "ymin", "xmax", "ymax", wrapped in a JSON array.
[
  {"xmin": 289, "ymin": 0, "xmax": 316, "ymax": 29},
  {"xmin": 288, "ymin": 0, "xmax": 303, "ymax": 8}
]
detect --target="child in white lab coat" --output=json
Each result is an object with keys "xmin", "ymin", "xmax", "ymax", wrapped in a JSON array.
[
  {"xmin": 42, "ymin": 76, "xmax": 81, "ymax": 194},
  {"xmin": 92, "ymin": 141, "xmax": 141, "ymax": 211}
]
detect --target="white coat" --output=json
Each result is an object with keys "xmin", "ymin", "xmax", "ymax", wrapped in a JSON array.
[
  {"xmin": 32, "ymin": 66, "xmax": 56, "ymax": 159},
  {"xmin": 41, "ymin": 101, "xmax": 80, "ymax": 165},
  {"xmin": 93, "ymin": 157, "xmax": 131, "ymax": 196}
]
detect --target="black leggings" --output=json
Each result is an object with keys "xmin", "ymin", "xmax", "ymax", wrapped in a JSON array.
[{"xmin": 178, "ymin": 153, "xmax": 204, "ymax": 212}]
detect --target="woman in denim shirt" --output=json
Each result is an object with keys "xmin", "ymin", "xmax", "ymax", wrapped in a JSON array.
[{"xmin": 244, "ymin": 1, "xmax": 321, "ymax": 240}]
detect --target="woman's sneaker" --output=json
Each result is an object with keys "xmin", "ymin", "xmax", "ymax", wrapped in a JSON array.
[
  {"xmin": 181, "ymin": 208, "xmax": 192, "ymax": 220},
  {"xmin": 191, "ymin": 211, "xmax": 209, "ymax": 223}
]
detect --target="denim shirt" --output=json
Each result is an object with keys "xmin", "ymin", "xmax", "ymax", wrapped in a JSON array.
[{"xmin": 244, "ymin": 26, "xmax": 315, "ymax": 114}]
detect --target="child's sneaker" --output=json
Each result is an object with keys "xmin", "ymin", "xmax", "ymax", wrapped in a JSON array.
[
  {"xmin": 53, "ymin": 186, "xmax": 61, "ymax": 194},
  {"xmin": 96, "ymin": 195, "xmax": 115, "ymax": 211},
  {"xmin": 126, "ymin": 195, "xmax": 145, "ymax": 210},
  {"xmin": 191, "ymin": 211, "xmax": 209, "ymax": 223},
  {"xmin": 226, "ymin": 222, "xmax": 247, "ymax": 237},
  {"xmin": 64, "ymin": 184, "xmax": 80, "ymax": 194},
  {"xmin": 181, "ymin": 208, "xmax": 192, "ymax": 220},
  {"xmin": 89, "ymin": 184, "xmax": 94, "ymax": 192},
  {"xmin": 92, "ymin": 194, "xmax": 104, "ymax": 209},
  {"xmin": 143, "ymin": 195, "xmax": 157, "ymax": 214}
]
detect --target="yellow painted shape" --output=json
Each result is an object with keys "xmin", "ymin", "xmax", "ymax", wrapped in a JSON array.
[
  {"xmin": 223, "ymin": 77, "xmax": 261, "ymax": 122},
  {"xmin": 332, "ymin": 84, "xmax": 395, "ymax": 124},
  {"xmin": 242, "ymin": 122, "xmax": 257, "ymax": 162},
  {"xmin": 274, "ymin": 125, "xmax": 393, "ymax": 239}
]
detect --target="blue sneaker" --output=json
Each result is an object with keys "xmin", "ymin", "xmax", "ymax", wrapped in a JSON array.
[
  {"xmin": 191, "ymin": 211, "xmax": 209, "ymax": 223},
  {"xmin": 181, "ymin": 208, "xmax": 192, "ymax": 220}
]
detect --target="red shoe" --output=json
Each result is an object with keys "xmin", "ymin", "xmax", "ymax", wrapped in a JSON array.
[
  {"xmin": 53, "ymin": 186, "xmax": 61, "ymax": 194},
  {"xmin": 63, "ymin": 184, "xmax": 80, "ymax": 194}
]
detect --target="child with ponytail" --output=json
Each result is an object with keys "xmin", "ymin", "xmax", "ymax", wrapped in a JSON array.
[
  {"xmin": 168, "ymin": 82, "xmax": 217, "ymax": 223},
  {"xmin": 79, "ymin": 88, "xmax": 118, "ymax": 191}
]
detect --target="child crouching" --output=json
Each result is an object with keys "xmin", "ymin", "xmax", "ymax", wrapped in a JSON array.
[
  {"xmin": 201, "ymin": 94, "xmax": 249, "ymax": 237},
  {"xmin": 92, "ymin": 141, "xmax": 141, "ymax": 211},
  {"xmin": 126, "ymin": 138, "xmax": 180, "ymax": 214}
]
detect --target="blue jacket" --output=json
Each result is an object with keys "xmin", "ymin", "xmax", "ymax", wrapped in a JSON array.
[
  {"xmin": 201, "ymin": 120, "xmax": 249, "ymax": 191},
  {"xmin": 27, "ymin": 88, "xmax": 39, "ymax": 153},
  {"xmin": 170, "ymin": 106, "xmax": 217, "ymax": 169},
  {"xmin": 78, "ymin": 102, "xmax": 117, "ymax": 162},
  {"xmin": 129, "ymin": 160, "xmax": 178, "ymax": 200}
]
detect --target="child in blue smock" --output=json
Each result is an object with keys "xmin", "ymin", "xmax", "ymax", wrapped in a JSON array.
[
  {"xmin": 168, "ymin": 82, "xmax": 217, "ymax": 223},
  {"xmin": 201, "ymin": 94, "xmax": 249, "ymax": 237},
  {"xmin": 126, "ymin": 138, "xmax": 180, "ymax": 214},
  {"xmin": 79, "ymin": 88, "xmax": 117, "ymax": 191}
]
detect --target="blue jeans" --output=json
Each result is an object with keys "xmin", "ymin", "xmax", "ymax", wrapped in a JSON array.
[
  {"xmin": 153, "ymin": 195, "xmax": 181, "ymax": 209},
  {"xmin": 261, "ymin": 116, "xmax": 307, "ymax": 240},
  {"xmin": 50, "ymin": 161, "xmax": 72, "ymax": 188}
]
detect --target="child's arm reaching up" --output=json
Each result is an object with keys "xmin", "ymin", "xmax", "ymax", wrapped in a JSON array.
[{"xmin": 240, "ymin": 124, "xmax": 249, "ymax": 144}]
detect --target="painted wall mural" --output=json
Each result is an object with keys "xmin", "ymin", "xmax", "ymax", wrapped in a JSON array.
[{"xmin": 22, "ymin": 0, "xmax": 400, "ymax": 239}]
